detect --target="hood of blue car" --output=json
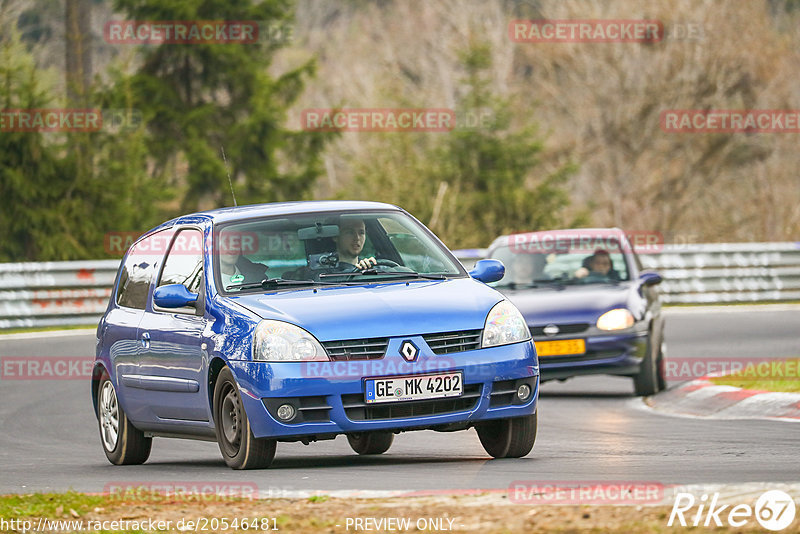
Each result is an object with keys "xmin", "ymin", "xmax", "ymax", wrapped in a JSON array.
[
  {"xmin": 499, "ymin": 283, "xmax": 633, "ymax": 326},
  {"xmin": 228, "ymin": 277, "xmax": 503, "ymax": 341}
]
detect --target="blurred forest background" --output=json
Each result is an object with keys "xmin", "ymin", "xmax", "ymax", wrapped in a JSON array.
[{"xmin": 1, "ymin": 0, "xmax": 799, "ymax": 261}]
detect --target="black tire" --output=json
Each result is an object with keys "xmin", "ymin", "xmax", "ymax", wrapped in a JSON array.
[
  {"xmin": 477, "ymin": 412, "xmax": 537, "ymax": 459},
  {"xmin": 633, "ymin": 336, "xmax": 659, "ymax": 396},
  {"xmin": 96, "ymin": 374, "xmax": 152, "ymax": 465},
  {"xmin": 347, "ymin": 432, "xmax": 394, "ymax": 455},
  {"xmin": 213, "ymin": 367, "xmax": 276, "ymax": 470},
  {"xmin": 656, "ymin": 339, "xmax": 667, "ymax": 392}
]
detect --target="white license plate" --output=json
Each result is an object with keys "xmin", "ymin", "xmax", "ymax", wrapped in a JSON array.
[{"xmin": 364, "ymin": 372, "xmax": 463, "ymax": 404}]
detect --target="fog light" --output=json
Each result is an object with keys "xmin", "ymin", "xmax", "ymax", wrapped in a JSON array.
[
  {"xmin": 517, "ymin": 384, "xmax": 531, "ymax": 401},
  {"xmin": 276, "ymin": 403, "xmax": 296, "ymax": 421}
]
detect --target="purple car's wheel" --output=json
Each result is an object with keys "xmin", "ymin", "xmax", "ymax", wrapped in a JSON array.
[
  {"xmin": 633, "ymin": 335, "xmax": 660, "ymax": 396},
  {"xmin": 656, "ymin": 340, "xmax": 667, "ymax": 392},
  {"xmin": 213, "ymin": 367, "xmax": 276, "ymax": 470},
  {"xmin": 347, "ymin": 432, "xmax": 394, "ymax": 455}
]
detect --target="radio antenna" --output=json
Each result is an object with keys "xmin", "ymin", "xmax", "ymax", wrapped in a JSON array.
[{"xmin": 221, "ymin": 146, "xmax": 238, "ymax": 207}]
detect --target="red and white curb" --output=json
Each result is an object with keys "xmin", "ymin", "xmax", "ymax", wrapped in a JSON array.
[
  {"xmin": 644, "ymin": 379, "xmax": 800, "ymax": 421},
  {"xmin": 90, "ymin": 483, "xmax": 800, "ymax": 505}
]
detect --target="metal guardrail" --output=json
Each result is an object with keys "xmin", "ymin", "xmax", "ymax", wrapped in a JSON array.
[
  {"xmin": 0, "ymin": 260, "xmax": 119, "ymax": 330},
  {"xmin": 0, "ymin": 243, "xmax": 798, "ymax": 329},
  {"xmin": 638, "ymin": 242, "xmax": 800, "ymax": 304}
]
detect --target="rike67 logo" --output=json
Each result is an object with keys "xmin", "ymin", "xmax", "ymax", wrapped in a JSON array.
[{"xmin": 669, "ymin": 490, "xmax": 796, "ymax": 531}]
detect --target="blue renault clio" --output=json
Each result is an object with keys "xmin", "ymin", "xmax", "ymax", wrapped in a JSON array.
[{"xmin": 93, "ymin": 201, "xmax": 538, "ymax": 469}]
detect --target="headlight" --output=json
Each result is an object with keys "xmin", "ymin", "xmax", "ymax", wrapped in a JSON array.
[
  {"xmin": 253, "ymin": 320, "xmax": 329, "ymax": 361},
  {"xmin": 482, "ymin": 300, "xmax": 531, "ymax": 348},
  {"xmin": 596, "ymin": 308, "xmax": 635, "ymax": 331}
]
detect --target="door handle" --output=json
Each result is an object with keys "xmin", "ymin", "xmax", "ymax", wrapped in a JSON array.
[{"xmin": 140, "ymin": 331, "xmax": 151, "ymax": 349}]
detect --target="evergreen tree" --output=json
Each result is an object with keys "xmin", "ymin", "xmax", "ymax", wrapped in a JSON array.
[
  {"xmin": 0, "ymin": 22, "xmax": 78, "ymax": 261},
  {"xmin": 112, "ymin": 0, "xmax": 331, "ymax": 211}
]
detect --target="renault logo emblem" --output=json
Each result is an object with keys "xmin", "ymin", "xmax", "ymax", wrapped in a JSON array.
[
  {"xmin": 400, "ymin": 340, "xmax": 419, "ymax": 362},
  {"xmin": 543, "ymin": 324, "xmax": 560, "ymax": 337}
]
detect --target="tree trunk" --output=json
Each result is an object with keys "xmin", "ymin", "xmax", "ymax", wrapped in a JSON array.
[{"xmin": 65, "ymin": 0, "xmax": 92, "ymax": 106}]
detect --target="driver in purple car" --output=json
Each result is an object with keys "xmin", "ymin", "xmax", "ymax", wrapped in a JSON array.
[{"xmin": 334, "ymin": 218, "xmax": 377, "ymax": 271}]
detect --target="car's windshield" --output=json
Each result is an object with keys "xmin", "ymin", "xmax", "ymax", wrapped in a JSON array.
[
  {"xmin": 214, "ymin": 210, "xmax": 464, "ymax": 293},
  {"xmin": 489, "ymin": 238, "xmax": 631, "ymax": 288}
]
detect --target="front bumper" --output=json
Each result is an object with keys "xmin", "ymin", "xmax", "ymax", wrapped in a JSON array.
[
  {"xmin": 538, "ymin": 329, "xmax": 648, "ymax": 381},
  {"xmin": 228, "ymin": 340, "xmax": 538, "ymax": 439}
]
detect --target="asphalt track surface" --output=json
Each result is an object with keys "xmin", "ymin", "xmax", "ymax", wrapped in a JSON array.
[{"xmin": 0, "ymin": 306, "xmax": 798, "ymax": 495}]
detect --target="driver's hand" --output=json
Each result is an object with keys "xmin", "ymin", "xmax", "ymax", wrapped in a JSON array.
[
  {"xmin": 356, "ymin": 257, "xmax": 377, "ymax": 270},
  {"xmin": 574, "ymin": 267, "xmax": 589, "ymax": 278}
]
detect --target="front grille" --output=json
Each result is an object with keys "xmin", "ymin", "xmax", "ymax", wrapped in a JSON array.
[
  {"xmin": 531, "ymin": 323, "xmax": 590, "ymax": 337},
  {"xmin": 322, "ymin": 338, "xmax": 389, "ymax": 361},
  {"xmin": 423, "ymin": 329, "xmax": 482, "ymax": 354},
  {"xmin": 539, "ymin": 350, "xmax": 621, "ymax": 364},
  {"xmin": 341, "ymin": 384, "xmax": 482, "ymax": 421}
]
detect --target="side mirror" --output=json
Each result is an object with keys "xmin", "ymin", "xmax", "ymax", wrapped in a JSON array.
[
  {"xmin": 639, "ymin": 271, "xmax": 663, "ymax": 287},
  {"xmin": 153, "ymin": 284, "xmax": 198, "ymax": 309},
  {"xmin": 469, "ymin": 259, "xmax": 505, "ymax": 283}
]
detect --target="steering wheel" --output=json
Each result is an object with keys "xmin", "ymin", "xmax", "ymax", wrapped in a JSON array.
[{"xmin": 372, "ymin": 259, "xmax": 400, "ymax": 268}]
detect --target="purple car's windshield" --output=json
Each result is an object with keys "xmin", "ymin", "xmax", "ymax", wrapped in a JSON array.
[{"xmin": 489, "ymin": 242, "xmax": 631, "ymax": 288}]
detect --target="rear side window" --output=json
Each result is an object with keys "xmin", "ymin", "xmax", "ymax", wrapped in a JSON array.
[
  {"xmin": 116, "ymin": 232, "xmax": 165, "ymax": 309},
  {"xmin": 157, "ymin": 228, "xmax": 204, "ymax": 293}
]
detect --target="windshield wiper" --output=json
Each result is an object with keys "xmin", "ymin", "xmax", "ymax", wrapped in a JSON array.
[
  {"xmin": 319, "ymin": 270, "xmax": 446, "ymax": 281},
  {"xmin": 532, "ymin": 277, "xmax": 579, "ymax": 285},
  {"xmin": 226, "ymin": 278, "xmax": 337, "ymax": 291},
  {"xmin": 497, "ymin": 282, "xmax": 539, "ymax": 289}
]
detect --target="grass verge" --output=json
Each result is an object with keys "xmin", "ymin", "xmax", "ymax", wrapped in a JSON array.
[
  {"xmin": 708, "ymin": 358, "xmax": 800, "ymax": 393},
  {"xmin": 0, "ymin": 324, "xmax": 96, "ymax": 335},
  {"xmin": 1, "ymin": 491, "xmax": 795, "ymax": 533}
]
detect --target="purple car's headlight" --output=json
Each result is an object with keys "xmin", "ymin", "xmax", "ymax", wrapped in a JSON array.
[
  {"xmin": 253, "ymin": 320, "xmax": 329, "ymax": 361},
  {"xmin": 596, "ymin": 308, "xmax": 635, "ymax": 331}
]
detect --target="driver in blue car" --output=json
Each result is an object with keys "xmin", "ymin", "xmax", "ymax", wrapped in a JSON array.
[{"xmin": 333, "ymin": 218, "xmax": 378, "ymax": 271}]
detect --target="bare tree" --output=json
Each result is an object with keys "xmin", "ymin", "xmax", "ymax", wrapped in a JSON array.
[{"xmin": 65, "ymin": 0, "xmax": 91, "ymax": 106}]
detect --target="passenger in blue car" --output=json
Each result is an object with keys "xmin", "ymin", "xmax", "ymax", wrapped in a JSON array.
[
  {"xmin": 574, "ymin": 249, "xmax": 621, "ymax": 282},
  {"xmin": 219, "ymin": 239, "xmax": 267, "ymax": 287},
  {"xmin": 333, "ymin": 218, "xmax": 378, "ymax": 271}
]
